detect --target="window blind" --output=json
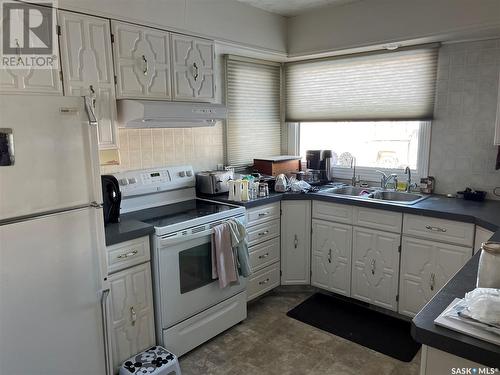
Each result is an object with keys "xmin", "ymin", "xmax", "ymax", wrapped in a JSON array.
[
  {"xmin": 225, "ymin": 55, "xmax": 281, "ymax": 168},
  {"xmin": 285, "ymin": 46, "xmax": 439, "ymax": 122}
]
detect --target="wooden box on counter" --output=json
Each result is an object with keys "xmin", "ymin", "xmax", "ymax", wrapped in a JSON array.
[{"xmin": 253, "ymin": 156, "xmax": 301, "ymax": 177}]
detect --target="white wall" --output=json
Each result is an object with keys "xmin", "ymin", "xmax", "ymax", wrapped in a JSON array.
[
  {"xmin": 59, "ymin": 0, "xmax": 287, "ymax": 54},
  {"xmin": 429, "ymin": 39, "xmax": 500, "ymax": 199},
  {"xmin": 287, "ymin": 0, "xmax": 500, "ymax": 57}
]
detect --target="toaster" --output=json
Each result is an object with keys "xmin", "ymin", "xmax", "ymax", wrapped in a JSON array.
[{"xmin": 196, "ymin": 170, "xmax": 234, "ymax": 195}]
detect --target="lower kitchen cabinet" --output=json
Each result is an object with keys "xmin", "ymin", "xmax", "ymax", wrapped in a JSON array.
[
  {"xmin": 280, "ymin": 201, "xmax": 311, "ymax": 285},
  {"xmin": 399, "ymin": 236, "xmax": 471, "ymax": 317},
  {"xmin": 108, "ymin": 262, "xmax": 156, "ymax": 370},
  {"xmin": 351, "ymin": 227, "xmax": 401, "ymax": 311},
  {"xmin": 311, "ymin": 219, "xmax": 352, "ymax": 296}
]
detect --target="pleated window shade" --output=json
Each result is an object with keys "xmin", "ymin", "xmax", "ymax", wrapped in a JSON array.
[
  {"xmin": 225, "ymin": 56, "xmax": 281, "ymax": 168},
  {"xmin": 285, "ymin": 46, "xmax": 439, "ymax": 122}
]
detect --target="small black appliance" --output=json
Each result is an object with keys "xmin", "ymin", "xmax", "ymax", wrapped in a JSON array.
[{"xmin": 101, "ymin": 175, "xmax": 121, "ymax": 225}]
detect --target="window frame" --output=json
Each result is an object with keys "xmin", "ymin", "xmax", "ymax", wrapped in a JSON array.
[{"xmin": 287, "ymin": 121, "xmax": 431, "ymax": 185}]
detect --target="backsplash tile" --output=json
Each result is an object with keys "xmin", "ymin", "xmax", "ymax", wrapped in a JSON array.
[
  {"xmin": 100, "ymin": 124, "xmax": 224, "ymax": 174},
  {"xmin": 429, "ymin": 38, "xmax": 500, "ymax": 200}
]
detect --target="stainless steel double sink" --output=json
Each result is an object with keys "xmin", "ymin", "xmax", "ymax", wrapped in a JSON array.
[{"xmin": 319, "ymin": 185, "xmax": 428, "ymax": 205}]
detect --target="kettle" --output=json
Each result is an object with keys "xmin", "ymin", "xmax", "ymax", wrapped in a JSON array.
[{"xmin": 275, "ymin": 174, "xmax": 288, "ymax": 193}]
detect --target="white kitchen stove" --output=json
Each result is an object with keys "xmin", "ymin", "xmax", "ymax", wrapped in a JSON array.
[{"xmin": 113, "ymin": 166, "xmax": 247, "ymax": 357}]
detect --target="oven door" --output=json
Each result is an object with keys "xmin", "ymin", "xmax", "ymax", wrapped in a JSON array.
[{"xmin": 157, "ymin": 222, "xmax": 247, "ymax": 328}]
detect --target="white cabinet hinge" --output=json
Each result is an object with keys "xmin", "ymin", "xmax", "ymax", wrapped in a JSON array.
[
  {"xmin": 280, "ymin": 270, "xmax": 282, "ymax": 277},
  {"xmin": 56, "ymin": 25, "xmax": 61, "ymax": 36},
  {"xmin": 396, "ymin": 294, "xmax": 399, "ymax": 302},
  {"xmin": 398, "ymin": 245, "xmax": 401, "ymax": 253},
  {"xmin": 110, "ymin": 33, "xmax": 115, "ymax": 43},
  {"xmin": 280, "ymin": 209, "xmax": 282, "ymax": 216},
  {"xmin": 59, "ymin": 70, "xmax": 63, "ymax": 81},
  {"xmin": 114, "ymin": 75, "xmax": 117, "ymax": 85}
]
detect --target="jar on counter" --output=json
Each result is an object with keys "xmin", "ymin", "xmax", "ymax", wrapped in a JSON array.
[{"xmin": 477, "ymin": 241, "xmax": 500, "ymax": 288}]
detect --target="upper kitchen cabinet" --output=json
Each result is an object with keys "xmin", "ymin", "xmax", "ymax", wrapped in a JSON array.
[
  {"xmin": 0, "ymin": 4, "xmax": 62, "ymax": 95},
  {"xmin": 171, "ymin": 34, "xmax": 216, "ymax": 103},
  {"xmin": 58, "ymin": 11, "xmax": 117, "ymax": 149},
  {"xmin": 112, "ymin": 21, "xmax": 172, "ymax": 100}
]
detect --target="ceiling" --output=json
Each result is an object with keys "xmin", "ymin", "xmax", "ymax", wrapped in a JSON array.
[{"xmin": 235, "ymin": 0, "xmax": 362, "ymax": 17}]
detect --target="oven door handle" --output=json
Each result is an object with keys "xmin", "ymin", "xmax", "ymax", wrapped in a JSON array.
[{"xmin": 160, "ymin": 229, "xmax": 212, "ymax": 247}]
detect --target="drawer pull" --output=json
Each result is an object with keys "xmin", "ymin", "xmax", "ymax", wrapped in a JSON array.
[
  {"xmin": 258, "ymin": 278, "xmax": 270, "ymax": 285},
  {"xmin": 328, "ymin": 249, "xmax": 332, "ymax": 263},
  {"xmin": 258, "ymin": 230, "xmax": 270, "ymax": 236},
  {"xmin": 370, "ymin": 259, "xmax": 376, "ymax": 275},
  {"xmin": 258, "ymin": 253, "xmax": 269, "ymax": 259},
  {"xmin": 425, "ymin": 225, "xmax": 447, "ymax": 233},
  {"xmin": 294, "ymin": 234, "xmax": 298, "ymax": 249},
  {"xmin": 258, "ymin": 212, "xmax": 269, "ymax": 217},
  {"xmin": 429, "ymin": 273, "xmax": 436, "ymax": 291},
  {"xmin": 117, "ymin": 250, "xmax": 138, "ymax": 259},
  {"xmin": 130, "ymin": 306, "xmax": 137, "ymax": 326}
]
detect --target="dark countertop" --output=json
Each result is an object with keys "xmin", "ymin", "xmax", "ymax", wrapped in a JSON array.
[
  {"xmin": 205, "ymin": 190, "xmax": 500, "ymax": 365},
  {"xmin": 104, "ymin": 219, "xmax": 155, "ymax": 246},
  {"xmin": 105, "ymin": 188, "xmax": 500, "ymax": 364}
]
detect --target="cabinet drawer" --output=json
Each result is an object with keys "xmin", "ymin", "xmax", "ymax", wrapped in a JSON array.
[
  {"xmin": 249, "ymin": 237, "xmax": 280, "ymax": 272},
  {"xmin": 312, "ymin": 201, "xmax": 353, "ymax": 224},
  {"xmin": 403, "ymin": 214, "xmax": 474, "ymax": 246},
  {"xmin": 246, "ymin": 203, "xmax": 280, "ymax": 227},
  {"xmin": 247, "ymin": 262, "xmax": 280, "ymax": 301},
  {"xmin": 106, "ymin": 236, "xmax": 150, "ymax": 274},
  {"xmin": 247, "ymin": 219, "xmax": 280, "ymax": 246},
  {"xmin": 353, "ymin": 206, "xmax": 402, "ymax": 233}
]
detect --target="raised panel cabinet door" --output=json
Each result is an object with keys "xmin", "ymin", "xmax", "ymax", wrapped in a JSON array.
[
  {"xmin": 0, "ymin": 4, "xmax": 62, "ymax": 95},
  {"xmin": 171, "ymin": 34, "xmax": 216, "ymax": 102},
  {"xmin": 58, "ymin": 11, "xmax": 117, "ymax": 149},
  {"xmin": 311, "ymin": 219, "xmax": 352, "ymax": 296},
  {"xmin": 112, "ymin": 21, "xmax": 171, "ymax": 99},
  {"xmin": 280, "ymin": 201, "xmax": 311, "ymax": 285},
  {"xmin": 434, "ymin": 242, "xmax": 471, "ymax": 291},
  {"xmin": 399, "ymin": 236, "xmax": 435, "ymax": 317},
  {"xmin": 352, "ymin": 227, "xmax": 401, "ymax": 311},
  {"xmin": 109, "ymin": 263, "xmax": 156, "ymax": 371}
]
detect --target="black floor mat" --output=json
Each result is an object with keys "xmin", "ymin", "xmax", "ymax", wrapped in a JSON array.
[{"xmin": 286, "ymin": 293, "xmax": 421, "ymax": 362}]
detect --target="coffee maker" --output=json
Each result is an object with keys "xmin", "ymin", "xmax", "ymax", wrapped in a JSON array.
[{"xmin": 306, "ymin": 150, "xmax": 334, "ymax": 182}]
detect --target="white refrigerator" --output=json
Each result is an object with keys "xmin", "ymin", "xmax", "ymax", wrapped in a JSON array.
[{"xmin": 0, "ymin": 95, "xmax": 112, "ymax": 375}]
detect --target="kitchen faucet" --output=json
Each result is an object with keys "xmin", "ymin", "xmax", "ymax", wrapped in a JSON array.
[
  {"xmin": 404, "ymin": 166, "xmax": 412, "ymax": 192},
  {"xmin": 376, "ymin": 170, "xmax": 398, "ymax": 190},
  {"xmin": 351, "ymin": 157, "xmax": 360, "ymax": 186}
]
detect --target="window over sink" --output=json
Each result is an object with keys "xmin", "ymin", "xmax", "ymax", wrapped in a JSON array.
[{"xmin": 298, "ymin": 120, "xmax": 431, "ymax": 183}]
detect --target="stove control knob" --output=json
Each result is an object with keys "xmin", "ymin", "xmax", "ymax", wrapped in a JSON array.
[
  {"xmin": 186, "ymin": 170, "xmax": 193, "ymax": 177},
  {"xmin": 119, "ymin": 178, "xmax": 129, "ymax": 186},
  {"xmin": 179, "ymin": 171, "xmax": 186, "ymax": 177}
]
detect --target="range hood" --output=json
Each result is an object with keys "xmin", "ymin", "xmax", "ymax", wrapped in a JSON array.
[{"xmin": 117, "ymin": 100, "xmax": 227, "ymax": 128}]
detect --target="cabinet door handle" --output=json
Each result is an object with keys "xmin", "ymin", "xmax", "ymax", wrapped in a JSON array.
[
  {"xmin": 142, "ymin": 55, "xmax": 148, "ymax": 75},
  {"xmin": 130, "ymin": 306, "xmax": 137, "ymax": 326},
  {"xmin": 117, "ymin": 250, "xmax": 138, "ymax": 259},
  {"xmin": 258, "ymin": 212, "xmax": 269, "ymax": 217},
  {"xmin": 370, "ymin": 259, "xmax": 376, "ymax": 275},
  {"xmin": 258, "ymin": 253, "xmax": 269, "ymax": 259},
  {"xmin": 193, "ymin": 62, "xmax": 199, "ymax": 81},
  {"xmin": 294, "ymin": 234, "xmax": 298, "ymax": 249},
  {"xmin": 429, "ymin": 273, "xmax": 436, "ymax": 291},
  {"xmin": 425, "ymin": 225, "xmax": 447, "ymax": 233},
  {"xmin": 258, "ymin": 230, "xmax": 269, "ymax": 236},
  {"xmin": 328, "ymin": 249, "xmax": 332, "ymax": 263},
  {"xmin": 259, "ymin": 278, "xmax": 270, "ymax": 285}
]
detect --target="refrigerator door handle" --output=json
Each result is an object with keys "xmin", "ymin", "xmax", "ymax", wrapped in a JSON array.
[
  {"xmin": 100, "ymin": 288, "xmax": 113, "ymax": 375},
  {"xmin": 84, "ymin": 95, "xmax": 98, "ymax": 127}
]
